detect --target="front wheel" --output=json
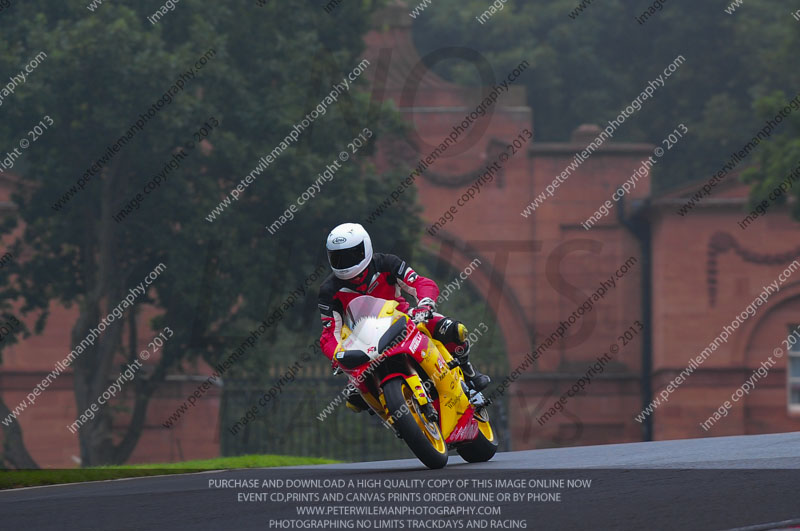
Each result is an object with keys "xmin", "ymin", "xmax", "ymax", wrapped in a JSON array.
[
  {"xmin": 383, "ymin": 378, "xmax": 448, "ymax": 469},
  {"xmin": 456, "ymin": 417, "xmax": 498, "ymax": 463}
]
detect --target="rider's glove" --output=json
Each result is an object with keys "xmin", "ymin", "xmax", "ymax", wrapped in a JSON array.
[{"xmin": 410, "ymin": 297, "xmax": 436, "ymax": 323}]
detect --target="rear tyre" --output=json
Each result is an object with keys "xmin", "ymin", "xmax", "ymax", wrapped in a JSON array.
[
  {"xmin": 383, "ymin": 378, "xmax": 448, "ymax": 469},
  {"xmin": 456, "ymin": 421, "xmax": 498, "ymax": 463}
]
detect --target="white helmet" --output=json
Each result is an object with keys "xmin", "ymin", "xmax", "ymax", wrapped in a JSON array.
[{"xmin": 326, "ymin": 223, "xmax": 373, "ymax": 280}]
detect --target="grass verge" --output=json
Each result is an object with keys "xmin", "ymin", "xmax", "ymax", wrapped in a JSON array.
[{"xmin": 0, "ymin": 454, "xmax": 339, "ymax": 490}]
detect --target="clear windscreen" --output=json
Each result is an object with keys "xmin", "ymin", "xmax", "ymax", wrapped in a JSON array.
[{"xmin": 344, "ymin": 296, "xmax": 389, "ymax": 329}]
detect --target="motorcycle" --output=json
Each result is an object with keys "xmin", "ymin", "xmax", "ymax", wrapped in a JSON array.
[{"xmin": 332, "ymin": 295, "xmax": 497, "ymax": 469}]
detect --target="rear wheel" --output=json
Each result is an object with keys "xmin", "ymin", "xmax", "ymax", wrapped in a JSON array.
[
  {"xmin": 456, "ymin": 415, "xmax": 498, "ymax": 463},
  {"xmin": 383, "ymin": 378, "xmax": 448, "ymax": 469}
]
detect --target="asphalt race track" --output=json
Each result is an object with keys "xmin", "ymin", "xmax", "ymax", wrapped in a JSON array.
[{"xmin": 2, "ymin": 432, "xmax": 800, "ymax": 531}]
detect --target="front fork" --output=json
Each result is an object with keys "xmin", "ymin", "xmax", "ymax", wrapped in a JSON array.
[{"xmin": 380, "ymin": 372, "xmax": 438, "ymax": 429}]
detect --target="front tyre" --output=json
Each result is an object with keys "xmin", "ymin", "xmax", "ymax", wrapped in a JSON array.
[
  {"xmin": 456, "ymin": 418, "xmax": 498, "ymax": 463},
  {"xmin": 383, "ymin": 378, "xmax": 448, "ymax": 469}
]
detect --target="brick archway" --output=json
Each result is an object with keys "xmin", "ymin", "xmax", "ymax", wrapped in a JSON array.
[
  {"xmin": 728, "ymin": 283, "xmax": 800, "ymax": 432},
  {"xmin": 422, "ymin": 231, "xmax": 536, "ymax": 364},
  {"xmin": 366, "ymin": 2, "xmax": 652, "ymax": 448}
]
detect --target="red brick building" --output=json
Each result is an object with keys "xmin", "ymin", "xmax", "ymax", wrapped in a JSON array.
[
  {"xmin": 2, "ymin": 2, "xmax": 799, "ymax": 467},
  {"xmin": 363, "ymin": 2, "xmax": 800, "ymax": 449}
]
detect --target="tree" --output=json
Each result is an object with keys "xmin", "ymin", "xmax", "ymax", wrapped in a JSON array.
[
  {"xmin": 412, "ymin": 0, "xmax": 793, "ymax": 191},
  {"xmin": 0, "ymin": 242, "xmax": 38, "ymax": 468},
  {"xmin": 740, "ymin": 12, "xmax": 800, "ymax": 218},
  {"xmin": 0, "ymin": 0, "xmax": 419, "ymax": 467}
]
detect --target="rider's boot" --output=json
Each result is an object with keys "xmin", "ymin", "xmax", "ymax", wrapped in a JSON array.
[
  {"xmin": 451, "ymin": 325, "xmax": 490, "ymax": 392},
  {"xmin": 457, "ymin": 353, "xmax": 491, "ymax": 392}
]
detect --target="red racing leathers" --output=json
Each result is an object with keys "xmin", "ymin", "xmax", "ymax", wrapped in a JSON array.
[{"xmin": 318, "ymin": 253, "xmax": 438, "ymax": 361}]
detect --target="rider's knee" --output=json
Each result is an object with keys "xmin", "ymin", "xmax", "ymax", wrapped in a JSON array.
[{"xmin": 433, "ymin": 318, "xmax": 468, "ymax": 346}]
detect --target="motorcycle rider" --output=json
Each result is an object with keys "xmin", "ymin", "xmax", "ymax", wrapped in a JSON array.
[{"xmin": 318, "ymin": 222, "xmax": 490, "ymax": 412}]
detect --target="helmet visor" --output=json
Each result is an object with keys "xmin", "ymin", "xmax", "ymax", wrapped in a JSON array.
[{"xmin": 328, "ymin": 242, "xmax": 365, "ymax": 270}]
